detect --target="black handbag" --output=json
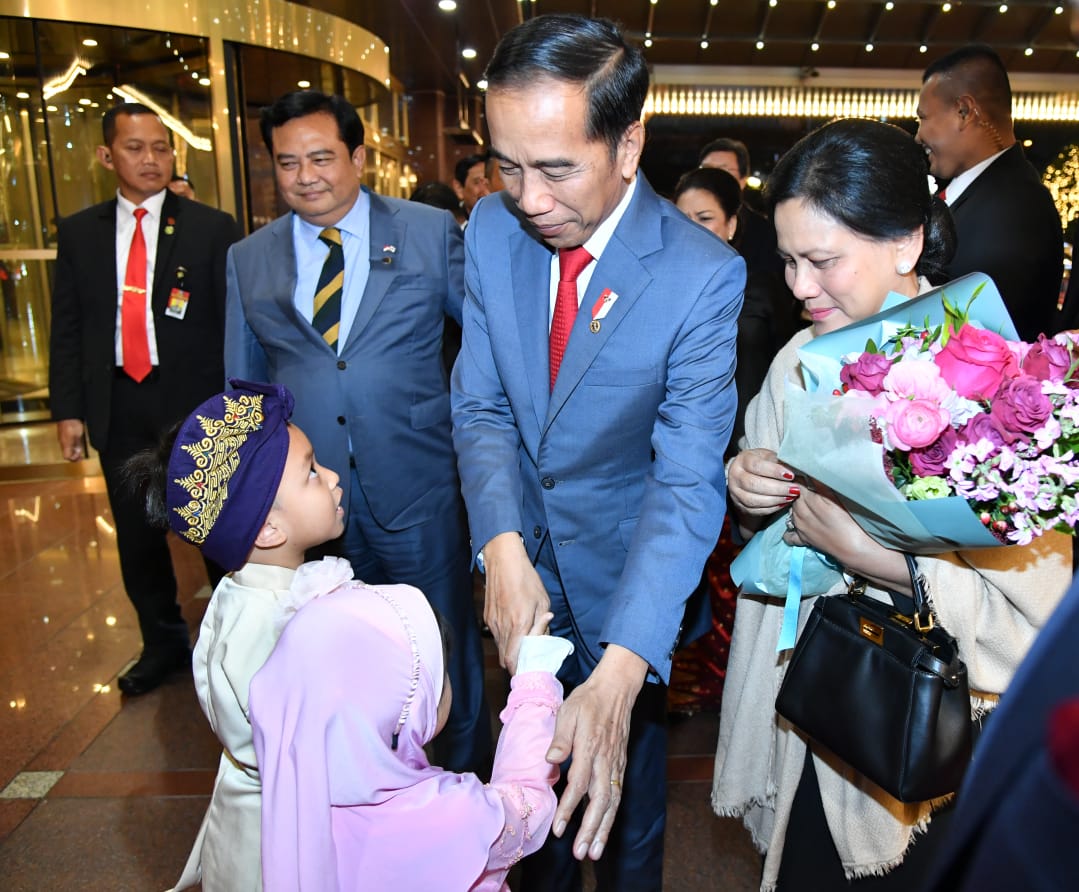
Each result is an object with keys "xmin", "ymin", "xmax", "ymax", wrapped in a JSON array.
[{"xmin": 775, "ymin": 553, "xmax": 972, "ymax": 803}]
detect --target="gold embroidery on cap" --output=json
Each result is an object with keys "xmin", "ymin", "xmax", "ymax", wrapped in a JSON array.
[{"xmin": 172, "ymin": 394, "xmax": 266, "ymax": 544}]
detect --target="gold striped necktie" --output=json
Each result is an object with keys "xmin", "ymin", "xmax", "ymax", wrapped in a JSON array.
[{"xmin": 313, "ymin": 227, "xmax": 344, "ymax": 349}]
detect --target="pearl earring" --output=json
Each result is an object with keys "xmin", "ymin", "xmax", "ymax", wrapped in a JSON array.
[{"xmin": 896, "ymin": 261, "xmax": 912, "ymax": 275}]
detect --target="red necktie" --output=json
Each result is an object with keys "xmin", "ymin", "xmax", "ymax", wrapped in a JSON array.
[
  {"xmin": 550, "ymin": 246, "xmax": 592, "ymax": 390},
  {"xmin": 121, "ymin": 207, "xmax": 152, "ymax": 382},
  {"xmin": 938, "ymin": 187, "xmax": 947, "ymax": 201}
]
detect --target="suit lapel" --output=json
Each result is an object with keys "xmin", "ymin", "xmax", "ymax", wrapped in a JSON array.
[
  {"xmin": 96, "ymin": 201, "xmax": 119, "ymax": 319},
  {"xmin": 543, "ymin": 178, "xmax": 663, "ymax": 433},
  {"xmin": 151, "ymin": 191, "xmax": 180, "ymax": 313},
  {"xmin": 511, "ymin": 229, "xmax": 556, "ymax": 428},
  {"xmin": 345, "ymin": 190, "xmax": 402, "ymax": 350}
]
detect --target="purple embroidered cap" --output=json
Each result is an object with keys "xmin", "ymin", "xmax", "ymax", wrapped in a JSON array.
[{"xmin": 166, "ymin": 380, "xmax": 294, "ymax": 571}]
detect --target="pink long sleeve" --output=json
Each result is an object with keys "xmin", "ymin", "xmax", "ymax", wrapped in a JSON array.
[{"xmin": 474, "ymin": 671, "xmax": 563, "ymax": 889}]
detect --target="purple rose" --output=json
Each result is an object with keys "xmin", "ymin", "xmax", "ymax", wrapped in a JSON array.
[
  {"xmin": 1022, "ymin": 335, "xmax": 1072, "ymax": 383},
  {"xmin": 840, "ymin": 352, "xmax": 894, "ymax": 395},
  {"xmin": 909, "ymin": 426, "xmax": 959, "ymax": 477},
  {"xmin": 990, "ymin": 374, "xmax": 1052, "ymax": 442},
  {"xmin": 960, "ymin": 412, "xmax": 1007, "ymax": 450}
]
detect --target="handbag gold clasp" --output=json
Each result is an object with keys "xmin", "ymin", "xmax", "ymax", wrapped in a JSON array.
[
  {"xmin": 914, "ymin": 612, "xmax": 935, "ymax": 633},
  {"xmin": 859, "ymin": 617, "xmax": 884, "ymax": 645}
]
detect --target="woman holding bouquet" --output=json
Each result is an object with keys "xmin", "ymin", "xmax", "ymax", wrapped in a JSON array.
[{"xmin": 711, "ymin": 118, "xmax": 1071, "ymax": 890}]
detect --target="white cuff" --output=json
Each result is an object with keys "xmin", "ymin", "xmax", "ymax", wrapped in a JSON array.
[{"xmin": 514, "ymin": 635, "xmax": 574, "ymax": 676}]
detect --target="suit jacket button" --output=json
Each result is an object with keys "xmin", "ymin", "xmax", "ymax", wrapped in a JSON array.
[
  {"xmin": 337, "ymin": 360, "xmax": 347, "ymax": 370},
  {"xmin": 541, "ymin": 476, "xmax": 555, "ymax": 490},
  {"xmin": 533, "ymin": 525, "xmax": 542, "ymax": 538},
  {"xmin": 337, "ymin": 416, "xmax": 346, "ymax": 425}
]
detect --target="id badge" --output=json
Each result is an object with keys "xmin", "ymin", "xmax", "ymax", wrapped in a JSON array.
[{"xmin": 165, "ymin": 288, "xmax": 190, "ymax": 320}]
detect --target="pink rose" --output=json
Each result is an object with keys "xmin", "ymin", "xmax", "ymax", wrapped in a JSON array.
[
  {"xmin": 1021, "ymin": 335, "xmax": 1072, "ymax": 383},
  {"xmin": 882, "ymin": 398, "xmax": 951, "ymax": 451},
  {"xmin": 840, "ymin": 352, "xmax": 894, "ymax": 395},
  {"xmin": 910, "ymin": 426, "xmax": 959, "ymax": 477},
  {"xmin": 935, "ymin": 325, "xmax": 1019, "ymax": 400},
  {"xmin": 990, "ymin": 374, "xmax": 1052, "ymax": 442}
]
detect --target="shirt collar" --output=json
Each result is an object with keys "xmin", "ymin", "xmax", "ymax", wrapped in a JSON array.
[
  {"xmin": 580, "ymin": 175, "xmax": 637, "ymax": 261},
  {"xmin": 292, "ymin": 188, "xmax": 371, "ymax": 242},
  {"xmin": 116, "ymin": 188, "xmax": 167, "ymax": 218},
  {"xmin": 941, "ymin": 147, "xmax": 1008, "ymax": 205}
]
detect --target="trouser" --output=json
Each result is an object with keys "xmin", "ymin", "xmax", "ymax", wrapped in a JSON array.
[
  {"xmin": 334, "ymin": 463, "xmax": 492, "ymax": 776},
  {"xmin": 98, "ymin": 371, "xmax": 222, "ymax": 653},
  {"xmin": 519, "ymin": 537, "xmax": 668, "ymax": 892}
]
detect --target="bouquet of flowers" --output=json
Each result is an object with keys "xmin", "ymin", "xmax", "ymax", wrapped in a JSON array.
[
  {"xmin": 838, "ymin": 291, "xmax": 1079, "ymax": 546},
  {"xmin": 731, "ymin": 274, "xmax": 1077, "ymax": 648},
  {"xmin": 775, "ymin": 272, "xmax": 1079, "ymax": 552}
]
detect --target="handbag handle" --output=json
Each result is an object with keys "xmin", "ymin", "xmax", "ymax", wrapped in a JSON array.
[{"xmin": 848, "ymin": 553, "xmax": 935, "ymax": 633}]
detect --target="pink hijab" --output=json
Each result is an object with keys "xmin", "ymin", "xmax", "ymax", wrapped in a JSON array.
[{"xmin": 250, "ymin": 560, "xmax": 506, "ymax": 890}]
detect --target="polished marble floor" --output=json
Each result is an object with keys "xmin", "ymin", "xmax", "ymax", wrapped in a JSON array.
[{"xmin": 0, "ymin": 471, "xmax": 761, "ymax": 891}]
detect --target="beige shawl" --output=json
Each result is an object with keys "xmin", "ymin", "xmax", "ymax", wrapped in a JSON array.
[{"xmin": 712, "ymin": 327, "xmax": 1071, "ymax": 891}]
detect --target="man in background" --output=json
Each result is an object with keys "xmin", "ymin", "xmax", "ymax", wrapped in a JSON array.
[
  {"xmin": 452, "ymin": 153, "xmax": 490, "ymax": 221},
  {"xmin": 225, "ymin": 91, "xmax": 490, "ymax": 775},
  {"xmin": 916, "ymin": 44, "xmax": 1063, "ymax": 341},
  {"xmin": 49, "ymin": 103, "xmax": 241, "ymax": 695}
]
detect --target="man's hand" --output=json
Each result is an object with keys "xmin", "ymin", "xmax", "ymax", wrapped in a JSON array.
[
  {"xmin": 56, "ymin": 419, "xmax": 86, "ymax": 462},
  {"xmin": 482, "ymin": 532, "xmax": 551, "ymax": 673},
  {"xmin": 547, "ymin": 644, "xmax": 647, "ymax": 862}
]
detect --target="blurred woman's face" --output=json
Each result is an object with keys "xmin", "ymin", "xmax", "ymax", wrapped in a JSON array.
[
  {"xmin": 774, "ymin": 197, "xmax": 922, "ymax": 335},
  {"xmin": 676, "ymin": 188, "xmax": 738, "ymax": 242}
]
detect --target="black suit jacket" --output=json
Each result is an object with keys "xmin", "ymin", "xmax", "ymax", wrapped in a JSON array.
[
  {"xmin": 940, "ymin": 143, "xmax": 1063, "ymax": 342},
  {"xmin": 48, "ymin": 190, "xmax": 242, "ymax": 451},
  {"xmin": 925, "ymin": 573, "xmax": 1079, "ymax": 891}
]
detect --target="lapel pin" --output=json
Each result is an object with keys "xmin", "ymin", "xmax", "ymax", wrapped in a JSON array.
[
  {"xmin": 164, "ymin": 216, "xmax": 176, "ymax": 235},
  {"xmin": 590, "ymin": 288, "xmax": 619, "ymax": 333}
]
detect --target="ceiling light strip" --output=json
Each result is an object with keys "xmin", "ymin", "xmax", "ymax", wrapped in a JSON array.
[{"xmin": 643, "ymin": 85, "xmax": 1079, "ymax": 122}]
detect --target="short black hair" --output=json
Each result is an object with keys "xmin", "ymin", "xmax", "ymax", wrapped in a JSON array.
[
  {"xmin": 484, "ymin": 14, "xmax": 648, "ymax": 158},
  {"xmin": 674, "ymin": 167, "xmax": 743, "ymax": 220},
  {"xmin": 454, "ymin": 154, "xmax": 487, "ymax": 188},
  {"xmin": 922, "ymin": 44, "xmax": 1012, "ymax": 123},
  {"xmin": 698, "ymin": 138, "xmax": 750, "ymax": 177},
  {"xmin": 259, "ymin": 90, "xmax": 365, "ymax": 155},
  {"xmin": 170, "ymin": 173, "xmax": 195, "ymax": 192},
  {"xmin": 767, "ymin": 118, "xmax": 955, "ymax": 279},
  {"xmin": 410, "ymin": 181, "xmax": 459, "ymax": 215},
  {"xmin": 102, "ymin": 103, "xmax": 159, "ymax": 146}
]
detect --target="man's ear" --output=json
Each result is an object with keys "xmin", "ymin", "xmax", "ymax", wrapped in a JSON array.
[
  {"xmin": 95, "ymin": 144, "xmax": 114, "ymax": 171},
  {"xmin": 254, "ymin": 518, "xmax": 287, "ymax": 549}
]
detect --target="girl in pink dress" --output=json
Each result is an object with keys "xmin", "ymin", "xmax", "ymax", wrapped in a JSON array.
[{"xmin": 249, "ymin": 557, "xmax": 572, "ymax": 891}]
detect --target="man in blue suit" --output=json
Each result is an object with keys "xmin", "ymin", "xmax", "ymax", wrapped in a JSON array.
[
  {"xmin": 451, "ymin": 16, "xmax": 743, "ymax": 890},
  {"xmin": 224, "ymin": 91, "xmax": 489, "ymax": 775}
]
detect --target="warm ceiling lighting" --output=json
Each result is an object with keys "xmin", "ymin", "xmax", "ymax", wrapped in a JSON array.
[
  {"xmin": 756, "ymin": 40, "xmax": 765, "ymax": 50},
  {"xmin": 920, "ymin": 44, "xmax": 928, "ymax": 53},
  {"xmin": 461, "ymin": 47, "xmax": 477, "ymax": 60},
  {"xmin": 297, "ymin": 79, "xmax": 311, "ymax": 88},
  {"xmin": 78, "ymin": 98, "xmax": 91, "ymax": 105},
  {"xmin": 811, "ymin": 42, "xmax": 820, "ymax": 52},
  {"xmin": 885, "ymin": 1, "xmax": 894, "ymax": 9},
  {"xmin": 1024, "ymin": 46, "xmax": 1034, "ymax": 56},
  {"xmin": 199, "ymin": 77, "xmax": 211, "ymax": 86},
  {"xmin": 644, "ymin": 38, "xmax": 653, "ymax": 48},
  {"xmin": 0, "ymin": 51, "xmax": 9, "ymax": 60},
  {"xmin": 942, "ymin": 2, "xmax": 952, "ymax": 11},
  {"xmin": 700, "ymin": 40, "xmax": 709, "ymax": 50},
  {"xmin": 81, "ymin": 38, "xmax": 98, "ymax": 47},
  {"xmin": 15, "ymin": 91, "xmax": 28, "ymax": 99},
  {"xmin": 865, "ymin": 43, "xmax": 874, "ymax": 53},
  {"xmin": 827, "ymin": 0, "xmax": 836, "ymax": 8},
  {"xmin": 477, "ymin": 78, "xmax": 488, "ymax": 91},
  {"xmin": 999, "ymin": 3, "xmax": 1008, "ymax": 12},
  {"xmin": 438, "ymin": 0, "xmax": 457, "ymax": 10}
]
